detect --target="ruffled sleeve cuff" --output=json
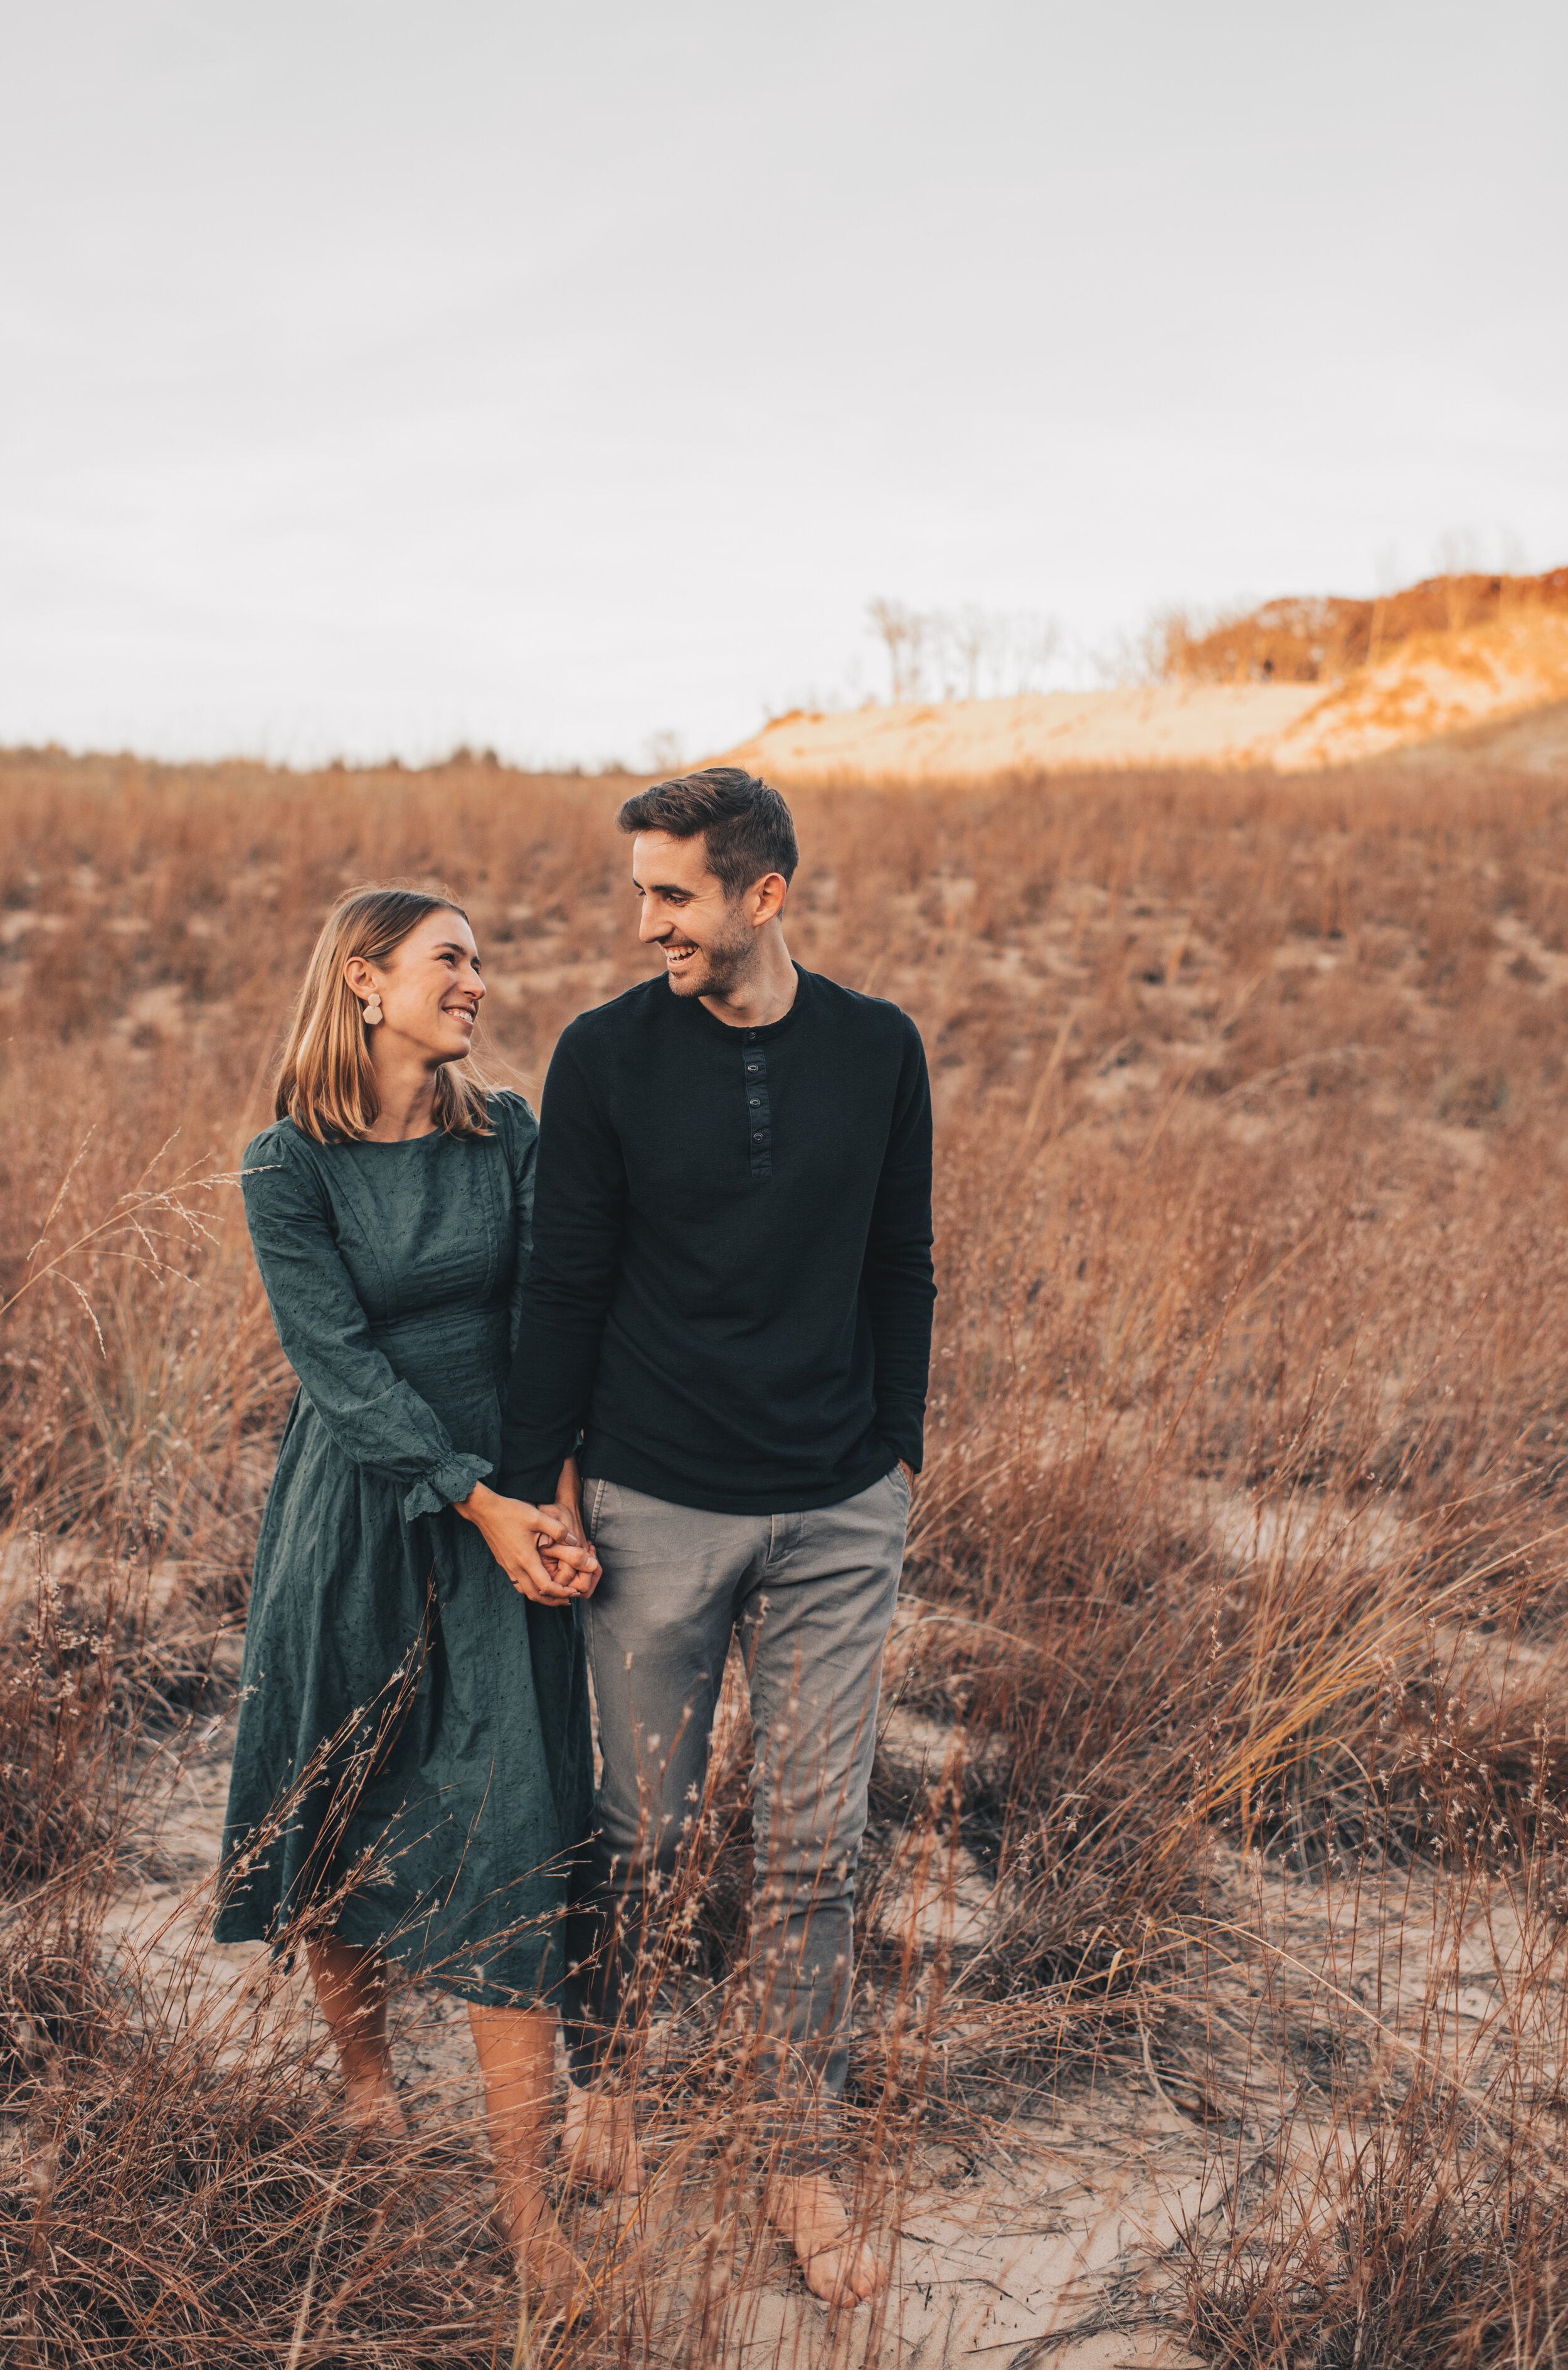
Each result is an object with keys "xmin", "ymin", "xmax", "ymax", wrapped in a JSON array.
[{"xmin": 402, "ymin": 1454, "xmax": 493, "ymax": 1522}]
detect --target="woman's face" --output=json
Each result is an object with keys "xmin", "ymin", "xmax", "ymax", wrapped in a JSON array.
[{"xmin": 350, "ymin": 908, "xmax": 486, "ymax": 1068}]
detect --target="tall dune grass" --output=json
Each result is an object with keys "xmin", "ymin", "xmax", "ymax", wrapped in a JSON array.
[{"xmin": 4, "ymin": 741, "xmax": 1568, "ymax": 2359}]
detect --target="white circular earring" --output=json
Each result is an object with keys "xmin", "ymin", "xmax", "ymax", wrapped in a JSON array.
[{"xmin": 362, "ymin": 993, "xmax": 384, "ymax": 1027}]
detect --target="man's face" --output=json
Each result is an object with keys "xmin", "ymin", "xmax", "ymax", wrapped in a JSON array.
[{"xmin": 632, "ymin": 829, "xmax": 755, "ymax": 999}]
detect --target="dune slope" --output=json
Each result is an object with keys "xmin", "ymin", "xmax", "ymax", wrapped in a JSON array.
[{"xmin": 716, "ymin": 609, "xmax": 1568, "ymax": 784}]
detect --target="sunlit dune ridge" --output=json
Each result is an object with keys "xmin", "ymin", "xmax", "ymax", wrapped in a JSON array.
[{"xmin": 718, "ymin": 598, "xmax": 1568, "ymax": 785}]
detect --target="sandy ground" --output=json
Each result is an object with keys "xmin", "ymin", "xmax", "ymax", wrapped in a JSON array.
[
  {"xmin": 113, "ymin": 1708, "xmax": 1560, "ymax": 2369},
  {"xmin": 716, "ymin": 613, "xmax": 1568, "ymax": 785},
  {"xmin": 56, "ymin": 1523, "xmax": 1568, "ymax": 2367},
  {"xmin": 107, "ymin": 1703, "xmax": 1204, "ymax": 2369}
]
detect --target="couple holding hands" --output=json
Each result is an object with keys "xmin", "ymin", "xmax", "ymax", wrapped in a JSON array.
[{"xmin": 217, "ymin": 768, "xmax": 935, "ymax": 2318}]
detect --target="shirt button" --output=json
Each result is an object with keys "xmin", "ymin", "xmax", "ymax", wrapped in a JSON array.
[
  {"xmin": 746, "ymin": 1030, "xmax": 756, "ymax": 1040},
  {"xmin": 753, "ymin": 1130, "xmax": 764, "ymax": 1141},
  {"xmin": 746, "ymin": 1063, "xmax": 759, "ymax": 1074},
  {"xmin": 748, "ymin": 1096, "xmax": 761, "ymax": 1107}
]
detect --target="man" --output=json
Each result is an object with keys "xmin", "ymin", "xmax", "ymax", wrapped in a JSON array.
[{"xmin": 499, "ymin": 766, "xmax": 935, "ymax": 2305}]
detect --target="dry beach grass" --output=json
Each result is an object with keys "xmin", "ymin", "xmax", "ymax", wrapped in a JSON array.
[{"xmin": 4, "ymin": 736, "xmax": 1568, "ymax": 2359}]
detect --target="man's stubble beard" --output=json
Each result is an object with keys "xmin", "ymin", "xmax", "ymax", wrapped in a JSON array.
[{"xmin": 668, "ymin": 911, "xmax": 755, "ymax": 1000}]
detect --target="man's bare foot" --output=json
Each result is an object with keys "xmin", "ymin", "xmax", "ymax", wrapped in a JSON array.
[
  {"xmin": 561, "ymin": 2078, "xmax": 644, "ymax": 2195},
  {"xmin": 341, "ymin": 2073, "xmax": 410, "ymax": 2144},
  {"xmin": 497, "ymin": 2179, "xmax": 588, "ymax": 2330},
  {"xmin": 767, "ymin": 2173, "xmax": 888, "ymax": 2306}
]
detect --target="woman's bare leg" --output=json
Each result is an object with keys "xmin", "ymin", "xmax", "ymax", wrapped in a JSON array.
[
  {"xmin": 468, "ymin": 2006, "xmax": 581, "ymax": 2320},
  {"xmin": 305, "ymin": 1934, "xmax": 408, "ymax": 2139}
]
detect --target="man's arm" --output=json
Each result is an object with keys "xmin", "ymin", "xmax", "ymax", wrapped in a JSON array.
[
  {"xmin": 863, "ymin": 1016, "xmax": 936, "ymax": 1472},
  {"xmin": 498, "ymin": 1029, "xmax": 626, "ymax": 1504}
]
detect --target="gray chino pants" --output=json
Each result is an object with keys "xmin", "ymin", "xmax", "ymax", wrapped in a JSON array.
[{"xmin": 563, "ymin": 1467, "xmax": 909, "ymax": 2158}]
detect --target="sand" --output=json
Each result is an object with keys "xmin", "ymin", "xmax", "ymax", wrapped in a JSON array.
[
  {"xmin": 1271, "ymin": 608, "xmax": 1568, "ymax": 769},
  {"xmin": 714, "ymin": 610, "xmax": 1568, "ymax": 785},
  {"xmin": 105, "ymin": 1657, "xmax": 1540, "ymax": 2369},
  {"xmin": 717, "ymin": 682, "xmax": 1323, "ymax": 785},
  {"xmin": 102, "ymin": 1705, "xmax": 1202, "ymax": 2369}
]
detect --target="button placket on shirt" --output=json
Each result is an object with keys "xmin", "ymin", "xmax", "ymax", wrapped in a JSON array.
[{"xmin": 743, "ymin": 1036, "xmax": 772, "ymax": 1179}]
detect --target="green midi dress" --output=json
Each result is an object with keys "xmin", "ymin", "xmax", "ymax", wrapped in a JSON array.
[{"xmin": 215, "ymin": 1092, "xmax": 591, "ymax": 2006}]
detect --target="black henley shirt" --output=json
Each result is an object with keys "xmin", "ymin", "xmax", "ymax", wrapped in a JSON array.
[{"xmin": 497, "ymin": 964, "xmax": 936, "ymax": 1514}]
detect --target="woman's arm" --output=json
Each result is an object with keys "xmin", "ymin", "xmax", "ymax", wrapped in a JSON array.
[{"xmin": 241, "ymin": 1139, "xmax": 588, "ymax": 1597}]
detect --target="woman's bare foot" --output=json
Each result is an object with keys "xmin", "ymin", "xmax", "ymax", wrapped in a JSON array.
[
  {"xmin": 498, "ymin": 2179, "xmax": 588, "ymax": 2330},
  {"xmin": 561, "ymin": 2078, "xmax": 644, "ymax": 2195},
  {"xmin": 767, "ymin": 2173, "xmax": 888, "ymax": 2305}
]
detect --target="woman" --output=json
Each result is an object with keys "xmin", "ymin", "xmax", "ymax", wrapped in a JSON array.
[{"xmin": 216, "ymin": 884, "xmax": 596, "ymax": 2309}]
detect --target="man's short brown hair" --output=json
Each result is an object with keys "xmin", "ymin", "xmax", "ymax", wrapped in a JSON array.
[{"xmin": 617, "ymin": 768, "xmax": 799, "ymax": 900}]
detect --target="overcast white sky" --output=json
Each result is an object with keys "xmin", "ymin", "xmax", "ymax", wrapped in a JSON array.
[{"xmin": 2, "ymin": 1, "xmax": 1563, "ymax": 768}]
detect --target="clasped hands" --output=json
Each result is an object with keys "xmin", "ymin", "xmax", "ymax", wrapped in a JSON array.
[{"xmin": 455, "ymin": 1459, "xmax": 600, "ymax": 1605}]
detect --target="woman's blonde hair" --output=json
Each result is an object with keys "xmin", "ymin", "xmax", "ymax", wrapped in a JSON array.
[{"xmin": 275, "ymin": 886, "xmax": 494, "ymax": 1143}]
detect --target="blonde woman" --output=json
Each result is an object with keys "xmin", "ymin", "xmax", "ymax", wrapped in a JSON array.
[{"xmin": 216, "ymin": 885, "xmax": 596, "ymax": 2314}]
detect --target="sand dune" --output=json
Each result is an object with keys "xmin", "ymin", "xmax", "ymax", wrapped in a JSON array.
[
  {"xmin": 719, "ymin": 679, "xmax": 1322, "ymax": 784},
  {"xmin": 1271, "ymin": 609, "xmax": 1568, "ymax": 769},
  {"xmin": 716, "ymin": 610, "xmax": 1568, "ymax": 784}
]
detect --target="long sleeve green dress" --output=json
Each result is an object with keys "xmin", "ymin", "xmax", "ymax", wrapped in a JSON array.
[{"xmin": 215, "ymin": 1092, "xmax": 591, "ymax": 2007}]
